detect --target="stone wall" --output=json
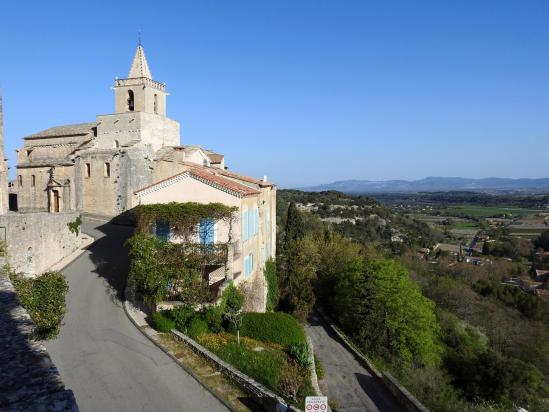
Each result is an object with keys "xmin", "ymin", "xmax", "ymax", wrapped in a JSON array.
[
  {"xmin": 0, "ymin": 273, "xmax": 78, "ymax": 411},
  {"xmin": 0, "ymin": 211, "xmax": 81, "ymax": 276}
]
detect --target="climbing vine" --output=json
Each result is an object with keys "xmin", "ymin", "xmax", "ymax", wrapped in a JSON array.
[
  {"xmin": 67, "ymin": 216, "xmax": 82, "ymax": 236},
  {"xmin": 134, "ymin": 202, "xmax": 237, "ymax": 242}
]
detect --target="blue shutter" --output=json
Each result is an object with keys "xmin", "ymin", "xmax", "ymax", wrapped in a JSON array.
[
  {"xmin": 248, "ymin": 209, "xmax": 253, "ymax": 239},
  {"xmin": 255, "ymin": 208, "xmax": 259, "ymax": 235},
  {"xmin": 155, "ymin": 220, "xmax": 170, "ymax": 241},
  {"xmin": 199, "ymin": 218, "xmax": 214, "ymax": 245}
]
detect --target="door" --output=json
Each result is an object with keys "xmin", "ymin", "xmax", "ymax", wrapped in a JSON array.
[{"xmin": 52, "ymin": 190, "xmax": 60, "ymax": 213}]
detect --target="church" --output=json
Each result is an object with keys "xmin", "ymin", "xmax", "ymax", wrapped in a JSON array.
[{"xmin": 11, "ymin": 45, "xmax": 276, "ymax": 307}]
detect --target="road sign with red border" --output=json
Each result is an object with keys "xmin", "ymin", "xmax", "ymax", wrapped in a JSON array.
[{"xmin": 305, "ymin": 396, "xmax": 328, "ymax": 411}]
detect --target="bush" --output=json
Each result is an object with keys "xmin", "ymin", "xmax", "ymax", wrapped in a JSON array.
[
  {"xmin": 11, "ymin": 271, "xmax": 68, "ymax": 339},
  {"xmin": 188, "ymin": 317, "xmax": 209, "ymax": 339},
  {"xmin": 202, "ymin": 305, "xmax": 224, "ymax": 333},
  {"xmin": 239, "ymin": 312, "xmax": 306, "ymax": 346},
  {"xmin": 169, "ymin": 306, "xmax": 197, "ymax": 331},
  {"xmin": 288, "ymin": 342, "xmax": 310, "ymax": 368},
  {"xmin": 150, "ymin": 311, "xmax": 175, "ymax": 332},
  {"xmin": 314, "ymin": 354, "xmax": 324, "ymax": 380}
]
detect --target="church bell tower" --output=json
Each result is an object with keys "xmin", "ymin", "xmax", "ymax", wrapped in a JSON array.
[{"xmin": 114, "ymin": 45, "xmax": 167, "ymax": 116}]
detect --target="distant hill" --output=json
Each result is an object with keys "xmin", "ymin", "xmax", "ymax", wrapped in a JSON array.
[{"xmin": 300, "ymin": 177, "xmax": 549, "ymax": 193}]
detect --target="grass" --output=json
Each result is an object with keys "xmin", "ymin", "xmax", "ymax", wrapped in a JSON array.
[
  {"xmin": 157, "ymin": 333, "xmax": 257, "ymax": 412},
  {"xmin": 453, "ymin": 222, "xmax": 480, "ymax": 230},
  {"xmin": 239, "ymin": 312, "xmax": 307, "ymax": 346}
]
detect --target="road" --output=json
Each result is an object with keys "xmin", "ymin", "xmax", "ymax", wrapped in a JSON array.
[
  {"xmin": 45, "ymin": 219, "xmax": 228, "ymax": 412},
  {"xmin": 306, "ymin": 311, "xmax": 401, "ymax": 412}
]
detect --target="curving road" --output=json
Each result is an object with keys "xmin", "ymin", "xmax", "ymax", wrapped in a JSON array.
[{"xmin": 45, "ymin": 219, "xmax": 228, "ymax": 412}]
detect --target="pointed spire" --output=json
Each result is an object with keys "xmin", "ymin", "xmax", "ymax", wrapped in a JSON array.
[{"xmin": 128, "ymin": 45, "xmax": 152, "ymax": 79}]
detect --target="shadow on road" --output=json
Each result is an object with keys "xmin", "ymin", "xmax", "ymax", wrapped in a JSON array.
[
  {"xmin": 84, "ymin": 220, "xmax": 134, "ymax": 302},
  {"xmin": 0, "ymin": 284, "xmax": 77, "ymax": 409}
]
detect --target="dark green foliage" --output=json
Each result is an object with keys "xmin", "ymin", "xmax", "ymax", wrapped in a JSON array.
[
  {"xmin": 535, "ymin": 230, "xmax": 549, "ymax": 251},
  {"xmin": 288, "ymin": 343, "xmax": 310, "ymax": 368},
  {"xmin": 150, "ymin": 311, "xmax": 175, "ymax": 332},
  {"xmin": 239, "ymin": 312, "xmax": 306, "ymax": 346},
  {"xmin": 222, "ymin": 283, "xmax": 244, "ymax": 313},
  {"xmin": 169, "ymin": 306, "xmax": 197, "ymax": 331},
  {"xmin": 481, "ymin": 237, "xmax": 533, "ymax": 260},
  {"xmin": 284, "ymin": 202, "xmax": 305, "ymax": 244},
  {"xmin": 11, "ymin": 271, "xmax": 68, "ymax": 339},
  {"xmin": 67, "ymin": 215, "xmax": 82, "ymax": 236},
  {"xmin": 264, "ymin": 258, "xmax": 278, "ymax": 311},
  {"xmin": 314, "ymin": 354, "xmax": 324, "ymax": 380},
  {"xmin": 187, "ymin": 317, "xmax": 209, "ymax": 339},
  {"xmin": 202, "ymin": 305, "xmax": 224, "ymax": 333}
]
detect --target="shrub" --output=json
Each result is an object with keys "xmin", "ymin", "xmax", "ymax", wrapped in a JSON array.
[
  {"xmin": 202, "ymin": 305, "xmax": 224, "ymax": 333},
  {"xmin": 314, "ymin": 354, "xmax": 324, "ymax": 380},
  {"xmin": 188, "ymin": 317, "xmax": 209, "ymax": 339},
  {"xmin": 170, "ymin": 306, "xmax": 197, "ymax": 331},
  {"xmin": 11, "ymin": 271, "xmax": 68, "ymax": 339},
  {"xmin": 150, "ymin": 311, "xmax": 175, "ymax": 332},
  {"xmin": 288, "ymin": 342, "xmax": 310, "ymax": 368},
  {"xmin": 239, "ymin": 312, "xmax": 306, "ymax": 346},
  {"xmin": 277, "ymin": 366, "xmax": 305, "ymax": 403}
]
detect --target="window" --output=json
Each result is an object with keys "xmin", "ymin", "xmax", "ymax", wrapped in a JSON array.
[
  {"xmin": 254, "ymin": 207, "xmax": 259, "ymax": 235},
  {"xmin": 199, "ymin": 218, "xmax": 215, "ymax": 245},
  {"xmin": 104, "ymin": 162, "xmax": 111, "ymax": 178},
  {"xmin": 113, "ymin": 140, "xmax": 120, "ymax": 148},
  {"xmin": 31, "ymin": 175, "xmax": 35, "ymax": 187},
  {"xmin": 18, "ymin": 175, "xmax": 22, "ymax": 187},
  {"xmin": 85, "ymin": 163, "xmax": 91, "ymax": 178},
  {"xmin": 243, "ymin": 209, "xmax": 248, "ymax": 241},
  {"xmin": 248, "ymin": 209, "xmax": 253, "ymax": 238},
  {"xmin": 154, "ymin": 94, "xmax": 158, "ymax": 114},
  {"xmin": 155, "ymin": 220, "xmax": 170, "ymax": 241},
  {"xmin": 127, "ymin": 90, "xmax": 135, "ymax": 111}
]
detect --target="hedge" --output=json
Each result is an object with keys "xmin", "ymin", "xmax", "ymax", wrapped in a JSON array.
[
  {"xmin": 10, "ymin": 271, "xmax": 68, "ymax": 339},
  {"xmin": 239, "ymin": 312, "xmax": 306, "ymax": 346}
]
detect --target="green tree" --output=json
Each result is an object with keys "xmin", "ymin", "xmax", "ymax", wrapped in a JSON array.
[
  {"xmin": 535, "ymin": 229, "xmax": 549, "ymax": 251},
  {"xmin": 333, "ymin": 258, "xmax": 442, "ymax": 366},
  {"xmin": 284, "ymin": 202, "xmax": 305, "ymax": 244},
  {"xmin": 222, "ymin": 283, "xmax": 244, "ymax": 344}
]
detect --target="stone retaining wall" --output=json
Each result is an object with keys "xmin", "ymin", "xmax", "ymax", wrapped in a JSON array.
[
  {"xmin": 171, "ymin": 329, "xmax": 301, "ymax": 412},
  {"xmin": 0, "ymin": 273, "xmax": 78, "ymax": 411}
]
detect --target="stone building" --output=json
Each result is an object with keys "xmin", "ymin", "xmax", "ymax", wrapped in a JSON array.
[{"xmin": 11, "ymin": 45, "xmax": 277, "ymax": 299}]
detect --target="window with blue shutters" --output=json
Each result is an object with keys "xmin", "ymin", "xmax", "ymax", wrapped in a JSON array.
[
  {"xmin": 248, "ymin": 209, "xmax": 253, "ymax": 239},
  {"xmin": 199, "ymin": 218, "xmax": 215, "ymax": 245},
  {"xmin": 155, "ymin": 220, "xmax": 170, "ymax": 241}
]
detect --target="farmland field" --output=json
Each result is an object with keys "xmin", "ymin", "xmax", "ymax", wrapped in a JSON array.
[{"xmin": 441, "ymin": 205, "xmax": 542, "ymax": 218}]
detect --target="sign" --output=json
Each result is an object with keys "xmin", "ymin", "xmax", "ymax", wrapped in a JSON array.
[{"xmin": 305, "ymin": 396, "xmax": 328, "ymax": 411}]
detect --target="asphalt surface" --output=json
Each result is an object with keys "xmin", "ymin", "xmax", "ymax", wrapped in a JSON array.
[
  {"xmin": 306, "ymin": 312, "xmax": 401, "ymax": 412},
  {"xmin": 45, "ymin": 219, "xmax": 229, "ymax": 412}
]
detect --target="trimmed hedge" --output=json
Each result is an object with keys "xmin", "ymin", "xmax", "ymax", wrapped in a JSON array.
[
  {"xmin": 188, "ymin": 317, "xmax": 209, "ymax": 339},
  {"xmin": 239, "ymin": 312, "xmax": 306, "ymax": 346}
]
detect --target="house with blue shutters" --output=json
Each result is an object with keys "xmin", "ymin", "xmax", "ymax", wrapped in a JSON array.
[{"xmin": 134, "ymin": 161, "xmax": 276, "ymax": 311}]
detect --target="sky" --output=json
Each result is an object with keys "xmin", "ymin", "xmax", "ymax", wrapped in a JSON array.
[{"xmin": 1, "ymin": 1, "xmax": 549, "ymax": 188}]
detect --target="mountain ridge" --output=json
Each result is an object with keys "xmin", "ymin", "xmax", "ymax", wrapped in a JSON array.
[{"xmin": 299, "ymin": 177, "xmax": 549, "ymax": 193}]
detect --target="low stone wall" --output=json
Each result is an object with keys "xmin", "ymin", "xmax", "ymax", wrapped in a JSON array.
[
  {"xmin": 171, "ymin": 329, "xmax": 301, "ymax": 412},
  {"xmin": 0, "ymin": 273, "xmax": 78, "ymax": 411},
  {"xmin": 383, "ymin": 372, "xmax": 429, "ymax": 412},
  {"xmin": 0, "ymin": 211, "xmax": 81, "ymax": 276}
]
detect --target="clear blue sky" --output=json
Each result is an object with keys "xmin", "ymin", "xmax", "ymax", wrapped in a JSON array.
[{"xmin": 1, "ymin": 1, "xmax": 548, "ymax": 187}]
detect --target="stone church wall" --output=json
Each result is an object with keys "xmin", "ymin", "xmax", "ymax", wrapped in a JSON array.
[{"xmin": 0, "ymin": 211, "xmax": 80, "ymax": 276}]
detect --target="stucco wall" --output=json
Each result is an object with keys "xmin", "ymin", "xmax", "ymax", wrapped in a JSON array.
[{"xmin": 0, "ymin": 211, "xmax": 81, "ymax": 276}]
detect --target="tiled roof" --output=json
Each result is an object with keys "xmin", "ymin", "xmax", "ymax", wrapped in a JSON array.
[
  {"xmin": 135, "ymin": 164, "xmax": 260, "ymax": 197},
  {"xmin": 25, "ymin": 122, "xmax": 96, "ymax": 139},
  {"xmin": 218, "ymin": 169, "xmax": 274, "ymax": 187},
  {"xmin": 206, "ymin": 153, "xmax": 224, "ymax": 163}
]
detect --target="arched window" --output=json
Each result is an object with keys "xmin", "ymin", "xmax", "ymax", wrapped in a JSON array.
[
  {"xmin": 31, "ymin": 175, "xmax": 36, "ymax": 187},
  {"xmin": 127, "ymin": 90, "xmax": 135, "ymax": 111},
  {"xmin": 113, "ymin": 140, "xmax": 120, "ymax": 148},
  {"xmin": 154, "ymin": 94, "xmax": 158, "ymax": 114}
]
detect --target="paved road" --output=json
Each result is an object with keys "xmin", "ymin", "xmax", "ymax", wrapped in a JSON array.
[
  {"xmin": 45, "ymin": 219, "xmax": 228, "ymax": 412},
  {"xmin": 306, "ymin": 312, "xmax": 401, "ymax": 412}
]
